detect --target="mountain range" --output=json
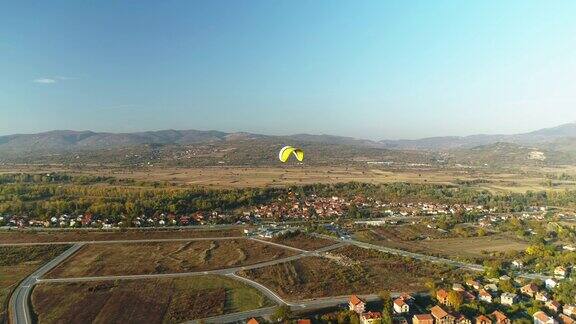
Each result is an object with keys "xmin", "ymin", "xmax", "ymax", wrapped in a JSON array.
[
  {"xmin": 379, "ymin": 122, "xmax": 576, "ymax": 150},
  {"xmin": 1, "ymin": 123, "xmax": 575, "ymax": 166}
]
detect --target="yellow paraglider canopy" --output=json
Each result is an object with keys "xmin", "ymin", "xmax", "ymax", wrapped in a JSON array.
[{"xmin": 279, "ymin": 145, "xmax": 304, "ymax": 162}]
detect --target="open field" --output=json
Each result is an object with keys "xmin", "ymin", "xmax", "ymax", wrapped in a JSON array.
[
  {"xmin": 0, "ymin": 245, "xmax": 69, "ymax": 323},
  {"xmin": 47, "ymin": 239, "xmax": 297, "ymax": 278},
  {"xmin": 32, "ymin": 275, "xmax": 272, "ymax": 324},
  {"xmin": 0, "ymin": 228, "xmax": 242, "ymax": 245},
  {"xmin": 239, "ymin": 245, "xmax": 466, "ymax": 301},
  {"xmin": 355, "ymin": 224, "xmax": 452, "ymax": 241},
  {"xmin": 1, "ymin": 164, "xmax": 575, "ymax": 192},
  {"xmin": 354, "ymin": 228, "xmax": 529, "ymax": 261},
  {"xmin": 267, "ymin": 232, "xmax": 335, "ymax": 251}
]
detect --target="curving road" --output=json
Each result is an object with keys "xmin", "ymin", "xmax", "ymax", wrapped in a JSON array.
[
  {"xmin": 9, "ymin": 243, "xmax": 84, "ymax": 324},
  {"xmin": 8, "ymin": 231, "xmax": 550, "ymax": 324},
  {"xmin": 191, "ymin": 294, "xmax": 382, "ymax": 324}
]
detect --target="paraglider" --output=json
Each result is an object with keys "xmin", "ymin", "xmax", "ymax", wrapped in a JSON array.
[{"xmin": 278, "ymin": 145, "xmax": 304, "ymax": 162}]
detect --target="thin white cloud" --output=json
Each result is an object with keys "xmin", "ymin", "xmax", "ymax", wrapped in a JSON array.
[
  {"xmin": 32, "ymin": 76, "xmax": 78, "ymax": 84},
  {"xmin": 33, "ymin": 78, "xmax": 57, "ymax": 84}
]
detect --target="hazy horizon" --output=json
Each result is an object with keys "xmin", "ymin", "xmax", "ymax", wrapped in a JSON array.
[
  {"xmin": 1, "ymin": 120, "xmax": 575, "ymax": 142},
  {"xmin": 2, "ymin": 1, "xmax": 576, "ymax": 139}
]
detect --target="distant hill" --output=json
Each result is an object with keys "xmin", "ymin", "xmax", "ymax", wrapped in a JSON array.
[
  {"xmin": 0, "ymin": 129, "xmax": 435, "ymax": 166},
  {"xmin": 0, "ymin": 129, "xmax": 251, "ymax": 153},
  {"xmin": 380, "ymin": 122, "xmax": 576, "ymax": 150},
  {"xmin": 446, "ymin": 142, "xmax": 574, "ymax": 167},
  {"xmin": 2, "ymin": 123, "xmax": 576, "ymax": 167}
]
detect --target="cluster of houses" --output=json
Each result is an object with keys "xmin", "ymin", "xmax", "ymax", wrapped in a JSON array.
[
  {"xmin": 0, "ymin": 211, "xmax": 232, "ymax": 229},
  {"xmin": 519, "ymin": 274, "xmax": 575, "ymax": 324},
  {"xmin": 251, "ymin": 194, "xmax": 349, "ymax": 219},
  {"xmin": 434, "ymin": 271, "xmax": 575, "ymax": 324},
  {"xmin": 250, "ymin": 191, "xmax": 502, "ymax": 221},
  {"xmin": 345, "ymin": 278, "xmax": 575, "ymax": 324}
]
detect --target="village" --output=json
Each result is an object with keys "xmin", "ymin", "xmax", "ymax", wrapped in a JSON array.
[
  {"xmin": 0, "ymin": 191, "xmax": 559, "ymax": 230},
  {"xmin": 244, "ymin": 263, "xmax": 575, "ymax": 324}
]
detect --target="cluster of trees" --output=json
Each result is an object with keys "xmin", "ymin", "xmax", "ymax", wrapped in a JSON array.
[
  {"xmin": 0, "ymin": 177, "xmax": 284, "ymax": 219},
  {"xmin": 292, "ymin": 182, "xmax": 570, "ymax": 211},
  {"xmin": 5, "ymin": 173, "xmax": 576, "ymax": 221}
]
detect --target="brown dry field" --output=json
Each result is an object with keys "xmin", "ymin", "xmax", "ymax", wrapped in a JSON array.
[
  {"xmin": 1, "ymin": 164, "xmax": 572, "ymax": 192},
  {"xmin": 47, "ymin": 239, "xmax": 297, "ymax": 278},
  {"xmin": 354, "ymin": 228, "xmax": 529, "ymax": 261},
  {"xmin": 0, "ymin": 228, "xmax": 242, "ymax": 244},
  {"xmin": 32, "ymin": 275, "xmax": 272, "ymax": 324},
  {"xmin": 0, "ymin": 245, "xmax": 69, "ymax": 323},
  {"xmin": 239, "ymin": 245, "xmax": 465, "ymax": 301},
  {"xmin": 267, "ymin": 232, "xmax": 336, "ymax": 251}
]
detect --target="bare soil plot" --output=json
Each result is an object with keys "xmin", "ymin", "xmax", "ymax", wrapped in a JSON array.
[
  {"xmin": 0, "ymin": 228, "xmax": 242, "ymax": 244},
  {"xmin": 355, "ymin": 229, "xmax": 528, "ymax": 261},
  {"xmin": 267, "ymin": 232, "xmax": 335, "ymax": 251},
  {"xmin": 239, "ymin": 245, "xmax": 466, "ymax": 301},
  {"xmin": 32, "ymin": 275, "xmax": 273, "ymax": 324},
  {"xmin": 46, "ymin": 239, "xmax": 298, "ymax": 278}
]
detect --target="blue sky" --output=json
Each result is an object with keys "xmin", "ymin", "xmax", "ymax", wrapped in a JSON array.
[{"xmin": 1, "ymin": 1, "xmax": 576, "ymax": 139}]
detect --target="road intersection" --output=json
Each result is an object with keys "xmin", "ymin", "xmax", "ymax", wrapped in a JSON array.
[{"xmin": 8, "ymin": 233, "xmax": 549, "ymax": 324}]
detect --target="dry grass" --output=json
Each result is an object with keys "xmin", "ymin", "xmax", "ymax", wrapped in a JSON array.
[
  {"xmin": 239, "ymin": 245, "xmax": 466, "ymax": 301},
  {"xmin": 0, "ymin": 228, "xmax": 242, "ymax": 244},
  {"xmin": 32, "ymin": 275, "xmax": 273, "ymax": 324},
  {"xmin": 267, "ymin": 232, "xmax": 336, "ymax": 251},
  {"xmin": 1, "ymin": 164, "xmax": 572, "ymax": 192},
  {"xmin": 0, "ymin": 245, "xmax": 69, "ymax": 323},
  {"xmin": 46, "ymin": 239, "xmax": 297, "ymax": 278},
  {"xmin": 355, "ymin": 229, "xmax": 528, "ymax": 261}
]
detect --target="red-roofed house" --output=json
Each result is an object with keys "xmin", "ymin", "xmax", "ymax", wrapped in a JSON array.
[
  {"xmin": 394, "ymin": 298, "xmax": 410, "ymax": 314},
  {"xmin": 360, "ymin": 311, "xmax": 382, "ymax": 324},
  {"xmin": 455, "ymin": 313, "xmax": 471, "ymax": 324},
  {"xmin": 478, "ymin": 289, "xmax": 493, "ymax": 303},
  {"xmin": 431, "ymin": 306, "xmax": 455, "ymax": 324},
  {"xmin": 466, "ymin": 279, "xmax": 482, "ymax": 290},
  {"xmin": 521, "ymin": 283, "xmax": 539, "ymax": 297},
  {"xmin": 349, "ymin": 295, "xmax": 366, "ymax": 314},
  {"xmin": 490, "ymin": 311, "xmax": 510, "ymax": 324},
  {"xmin": 413, "ymin": 314, "xmax": 434, "ymax": 324},
  {"xmin": 475, "ymin": 315, "xmax": 492, "ymax": 324},
  {"xmin": 437, "ymin": 289, "xmax": 450, "ymax": 305},
  {"xmin": 533, "ymin": 311, "xmax": 558, "ymax": 324},
  {"xmin": 559, "ymin": 314, "xmax": 575, "ymax": 324},
  {"xmin": 247, "ymin": 318, "xmax": 259, "ymax": 324}
]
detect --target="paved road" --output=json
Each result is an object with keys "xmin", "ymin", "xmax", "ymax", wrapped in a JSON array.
[
  {"xmin": 9, "ymin": 243, "xmax": 84, "ymax": 324},
  {"xmin": 11, "ymin": 230, "xmax": 551, "ymax": 324},
  {"xmin": 190, "ymin": 294, "xmax": 382, "ymax": 324},
  {"xmin": 226, "ymin": 274, "xmax": 289, "ymax": 305}
]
